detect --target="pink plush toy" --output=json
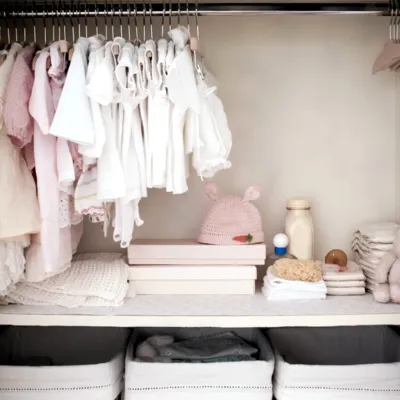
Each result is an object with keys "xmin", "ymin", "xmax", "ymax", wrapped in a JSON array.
[{"xmin": 374, "ymin": 231, "xmax": 400, "ymax": 303}]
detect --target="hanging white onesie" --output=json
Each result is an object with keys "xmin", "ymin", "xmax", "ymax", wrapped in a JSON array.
[
  {"xmin": 192, "ymin": 69, "xmax": 232, "ymax": 178},
  {"xmin": 150, "ymin": 38, "xmax": 171, "ymax": 189},
  {"xmin": 112, "ymin": 43, "xmax": 145, "ymax": 247},
  {"xmin": 86, "ymin": 41, "xmax": 126, "ymax": 202},
  {"xmin": 166, "ymin": 26, "xmax": 200, "ymax": 195},
  {"xmin": 50, "ymin": 38, "xmax": 95, "ymax": 145}
]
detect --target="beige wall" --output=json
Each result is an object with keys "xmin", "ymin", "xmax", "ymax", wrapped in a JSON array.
[{"xmin": 78, "ymin": 15, "xmax": 397, "ymax": 260}]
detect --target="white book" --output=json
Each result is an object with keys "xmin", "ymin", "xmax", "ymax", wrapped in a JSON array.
[
  {"xmin": 128, "ymin": 265, "xmax": 257, "ymax": 281},
  {"xmin": 127, "ymin": 280, "xmax": 255, "ymax": 296}
]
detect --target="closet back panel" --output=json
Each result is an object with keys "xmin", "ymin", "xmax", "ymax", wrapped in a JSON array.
[{"xmin": 76, "ymin": 16, "xmax": 396, "ymax": 260}]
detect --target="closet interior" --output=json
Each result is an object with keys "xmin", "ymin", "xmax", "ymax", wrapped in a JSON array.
[{"xmin": 0, "ymin": 1, "xmax": 400, "ymax": 399}]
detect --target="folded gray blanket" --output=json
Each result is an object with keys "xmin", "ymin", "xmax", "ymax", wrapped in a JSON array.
[{"xmin": 135, "ymin": 331, "xmax": 258, "ymax": 363}]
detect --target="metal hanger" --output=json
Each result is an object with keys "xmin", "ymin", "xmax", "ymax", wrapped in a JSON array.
[
  {"xmin": 169, "ymin": 0, "xmax": 172, "ymax": 32},
  {"xmin": 127, "ymin": 0, "xmax": 131, "ymax": 42},
  {"xmin": 372, "ymin": 0, "xmax": 400, "ymax": 74},
  {"xmin": 134, "ymin": 1, "xmax": 139, "ymax": 44},
  {"xmin": 104, "ymin": 0, "xmax": 108, "ymax": 40},
  {"xmin": 149, "ymin": 3, "xmax": 153, "ymax": 40},
  {"xmin": 142, "ymin": 1, "xmax": 146, "ymax": 42},
  {"xmin": 94, "ymin": 0, "xmax": 99, "ymax": 36},
  {"xmin": 161, "ymin": 0, "xmax": 166, "ymax": 38}
]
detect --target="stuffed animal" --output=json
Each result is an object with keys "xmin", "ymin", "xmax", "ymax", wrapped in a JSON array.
[{"xmin": 374, "ymin": 231, "xmax": 400, "ymax": 303}]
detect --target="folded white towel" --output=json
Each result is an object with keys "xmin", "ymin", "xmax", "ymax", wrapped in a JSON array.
[
  {"xmin": 325, "ymin": 280, "xmax": 365, "ymax": 288},
  {"xmin": 264, "ymin": 269, "xmax": 326, "ymax": 291},
  {"xmin": 262, "ymin": 285, "xmax": 326, "ymax": 300},
  {"xmin": 262, "ymin": 270, "xmax": 326, "ymax": 300},
  {"xmin": 327, "ymin": 286, "xmax": 366, "ymax": 296},
  {"xmin": 322, "ymin": 261, "xmax": 365, "ymax": 282}
]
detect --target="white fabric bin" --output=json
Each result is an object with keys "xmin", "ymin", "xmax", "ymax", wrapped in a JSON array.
[
  {"xmin": 0, "ymin": 326, "xmax": 130, "ymax": 400},
  {"xmin": 124, "ymin": 328, "xmax": 274, "ymax": 400},
  {"xmin": 268, "ymin": 326, "xmax": 400, "ymax": 400}
]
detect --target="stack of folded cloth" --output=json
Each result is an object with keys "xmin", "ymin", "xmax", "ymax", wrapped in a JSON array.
[
  {"xmin": 262, "ymin": 259, "xmax": 327, "ymax": 300},
  {"xmin": 352, "ymin": 222, "xmax": 399, "ymax": 292},
  {"xmin": 2, "ymin": 253, "xmax": 129, "ymax": 307},
  {"xmin": 136, "ymin": 331, "xmax": 258, "ymax": 363},
  {"xmin": 322, "ymin": 262, "xmax": 366, "ymax": 295}
]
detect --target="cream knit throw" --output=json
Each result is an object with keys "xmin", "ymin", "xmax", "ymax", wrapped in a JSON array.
[{"xmin": 5, "ymin": 253, "xmax": 129, "ymax": 307}]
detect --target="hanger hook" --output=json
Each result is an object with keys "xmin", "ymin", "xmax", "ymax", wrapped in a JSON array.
[
  {"xmin": 31, "ymin": 1, "xmax": 36, "ymax": 44},
  {"xmin": 142, "ymin": 1, "xmax": 146, "ymax": 42},
  {"xmin": 68, "ymin": 1, "xmax": 74, "ymax": 42},
  {"xmin": 84, "ymin": 0, "xmax": 88, "ymax": 37},
  {"xmin": 12, "ymin": 1, "xmax": 18, "ymax": 43},
  {"xmin": 196, "ymin": 1, "xmax": 200, "ymax": 41},
  {"xmin": 104, "ymin": 0, "xmax": 108, "ymax": 39},
  {"xmin": 119, "ymin": 0, "xmax": 123, "ymax": 37},
  {"xmin": 110, "ymin": 2, "xmax": 115, "ymax": 39},
  {"xmin": 149, "ymin": 3, "xmax": 153, "ymax": 40},
  {"xmin": 94, "ymin": 0, "xmax": 98, "ymax": 36},
  {"xmin": 169, "ymin": 0, "xmax": 172, "ymax": 32},
  {"xmin": 161, "ymin": 0, "xmax": 165, "ymax": 37},
  {"xmin": 134, "ymin": 1, "xmax": 139, "ymax": 43},
  {"xmin": 75, "ymin": 1, "xmax": 81, "ymax": 39},
  {"xmin": 127, "ymin": 0, "xmax": 131, "ymax": 41},
  {"xmin": 186, "ymin": 0, "xmax": 190, "ymax": 33}
]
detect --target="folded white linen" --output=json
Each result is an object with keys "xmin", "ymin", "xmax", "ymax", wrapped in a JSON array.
[
  {"xmin": 264, "ymin": 269, "xmax": 326, "ymax": 291},
  {"xmin": 262, "ymin": 270, "xmax": 327, "ymax": 300},
  {"xmin": 262, "ymin": 285, "xmax": 326, "ymax": 300},
  {"xmin": 327, "ymin": 286, "xmax": 366, "ymax": 296},
  {"xmin": 354, "ymin": 249, "xmax": 387, "ymax": 266},
  {"xmin": 5, "ymin": 253, "xmax": 129, "ymax": 307},
  {"xmin": 322, "ymin": 261, "xmax": 365, "ymax": 282},
  {"xmin": 325, "ymin": 280, "xmax": 365, "ymax": 288},
  {"xmin": 353, "ymin": 222, "xmax": 399, "ymax": 243}
]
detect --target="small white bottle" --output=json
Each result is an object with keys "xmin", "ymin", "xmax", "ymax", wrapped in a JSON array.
[
  {"xmin": 285, "ymin": 199, "xmax": 314, "ymax": 260},
  {"xmin": 266, "ymin": 233, "xmax": 297, "ymax": 267}
]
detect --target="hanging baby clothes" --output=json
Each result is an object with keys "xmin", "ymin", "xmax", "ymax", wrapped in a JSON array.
[
  {"xmin": 26, "ymin": 47, "xmax": 82, "ymax": 282},
  {"xmin": 192, "ymin": 68, "xmax": 232, "ymax": 178},
  {"xmin": 166, "ymin": 26, "xmax": 200, "ymax": 194},
  {"xmin": 0, "ymin": 43, "xmax": 23, "ymax": 128},
  {"xmin": 86, "ymin": 40, "xmax": 126, "ymax": 202},
  {"xmin": 150, "ymin": 38, "xmax": 171, "ymax": 189},
  {"xmin": 3, "ymin": 45, "xmax": 36, "ymax": 171},
  {"xmin": 113, "ymin": 42, "xmax": 145, "ymax": 247},
  {"xmin": 74, "ymin": 35, "xmax": 106, "ymax": 217},
  {"xmin": 0, "ymin": 43, "xmax": 39, "ymax": 294}
]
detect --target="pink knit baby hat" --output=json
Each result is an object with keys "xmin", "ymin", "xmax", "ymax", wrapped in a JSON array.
[{"xmin": 198, "ymin": 182, "xmax": 264, "ymax": 245}]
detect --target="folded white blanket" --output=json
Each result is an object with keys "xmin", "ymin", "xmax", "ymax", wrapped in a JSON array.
[
  {"xmin": 264, "ymin": 269, "xmax": 326, "ymax": 291},
  {"xmin": 262, "ymin": 285, "xmax": 326, "ymax": 300},
  {"xmin": 322, "ymin": 261, "xmax": 365, "ymax": 282},
  {"xmin": 327, "ymin": 286, "xmax": 366, "ymax": 296},
  {"xmin": 325, "ymin": 280, "xmax": 365, "ymax": 288},
  {"xmin": 262, "ymin": 270, "xmax": 326, "ymax": 300},
  {"xmin": 353, "ymin": 222, "xmax": 399, "ymax": 243},
  {"xmin": 5, "ymin": 253, "xmax": 129, "ymax": 307}
]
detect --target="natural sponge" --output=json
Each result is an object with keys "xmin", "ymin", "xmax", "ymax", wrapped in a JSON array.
[{"xmin": 272, "ymin": 259, "xmax": 322, "ymax": 283}]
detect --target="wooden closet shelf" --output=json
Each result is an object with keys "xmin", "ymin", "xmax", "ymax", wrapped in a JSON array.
[{"xmin": 0, "ymin": 293, "xmax": 399, "ymax": 327}]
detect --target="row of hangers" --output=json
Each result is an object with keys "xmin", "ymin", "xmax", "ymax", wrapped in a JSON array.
[
  {"xmin": 373, "ymin": 0, "xmax": 400, "ymax": 73},
  {"xmin": 0, "ymin": 1, "xmax": 203, "ymax": 74}
]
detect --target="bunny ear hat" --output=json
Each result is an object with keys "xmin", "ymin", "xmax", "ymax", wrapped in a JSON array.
[{"xmin": 198, "ymin": 182, "xmax": 264, "ymax": 245}]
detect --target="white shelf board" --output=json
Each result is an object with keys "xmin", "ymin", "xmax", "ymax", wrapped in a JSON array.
[{"xmin": 0, "ymin": 293, "xmax": 399, "ymax": 327}]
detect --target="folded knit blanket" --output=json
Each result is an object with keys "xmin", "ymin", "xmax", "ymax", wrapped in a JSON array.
[{"xmin": 4, "ymin": 253, "xmax": 129, "ymax": 307}]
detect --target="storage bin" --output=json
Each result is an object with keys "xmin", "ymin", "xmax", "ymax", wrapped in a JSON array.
[
  {"xmin": 0, "ymin": 326, "xmax": 130, "ymax": 400},
  {"xmin": 124, "ymin": 327, "xmax": 274, "ymax": 400},
  {"xmin": 268, "ymin": 326, "xmax": 400, "ymax": 400}
]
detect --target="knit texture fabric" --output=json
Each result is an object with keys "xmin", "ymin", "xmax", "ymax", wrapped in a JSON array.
[
  {"xmin": 198, "ymin": 182, "xmax": 264, "ymax": 245},
  {"xmin": 4, "ymin": 253, "xmax": 129, "ymax": 307}
]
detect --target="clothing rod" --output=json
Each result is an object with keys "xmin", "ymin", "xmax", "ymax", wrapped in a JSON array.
[{"xmin": 1, "ymin": 3, "xmax": 390, "ymax": 17}]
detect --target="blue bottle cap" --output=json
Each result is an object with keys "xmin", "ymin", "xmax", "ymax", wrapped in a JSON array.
[{"xmin": 274, "ymin": 247, "xmax": 287, "ymax": 255}]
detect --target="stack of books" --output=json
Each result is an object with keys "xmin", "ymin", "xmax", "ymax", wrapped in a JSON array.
[{"xmin": 127, "ymin": 240, "xmax": 266, "ymax": 295}]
